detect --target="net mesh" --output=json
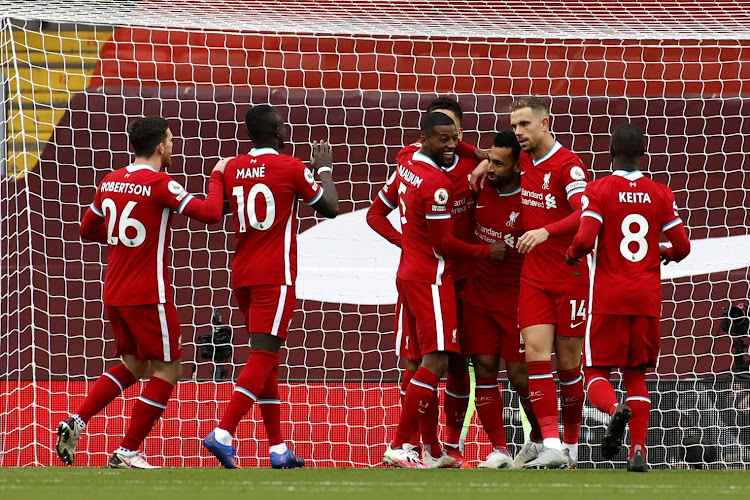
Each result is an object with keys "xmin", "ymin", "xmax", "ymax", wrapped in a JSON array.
[{"xmin": 1, "ymin": 0, "xmax": 749, "ymax": 468}]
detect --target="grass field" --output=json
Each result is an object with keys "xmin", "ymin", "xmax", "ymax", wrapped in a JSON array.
[{"xmin": 2, "ymin": 467, "xmax": 750, "ymax": 500}]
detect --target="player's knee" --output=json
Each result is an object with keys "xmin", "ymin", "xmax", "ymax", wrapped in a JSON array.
[
  {"xmin": 470, "ymin": 355, "xmax": 499, "ymax": 379},
  {"xmin": 421, "ymin": 352, "xmax": 449, "ymax": 376},
  {"xmin": 506, "ymin": 364, "xmax": 529, "ymax": 391},
  {"xmin": 447, "ymin": 354, "xmax": 469, "ymax": 374},
  {"xmin": 151, "ymin": 359, "xmax": 182, "ymax": 385},
  {"xmin": 250, "ymin": 332, "xmax": 283, "ymax": 353}
]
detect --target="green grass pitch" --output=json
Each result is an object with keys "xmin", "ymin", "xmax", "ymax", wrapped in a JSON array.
[{"xmin": 2, "ymin": 467, "xmax": 750, "ymax": 500}]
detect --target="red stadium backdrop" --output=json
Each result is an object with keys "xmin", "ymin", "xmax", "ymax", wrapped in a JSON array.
[{"xmin": 2, "ymin": 18, "xmax": 749, "ymax": 467}]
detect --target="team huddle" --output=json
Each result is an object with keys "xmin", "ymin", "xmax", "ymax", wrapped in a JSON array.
[{"xmin": 55, "ymin": 96, "xmax": 690, "ymax": 471}]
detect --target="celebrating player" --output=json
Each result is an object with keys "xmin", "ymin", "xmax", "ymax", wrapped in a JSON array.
[
  {"xmin": 566, "ymin": 123, "xmax": 690, "ymax": 472},
  {"xmin": 368, "ymin": 97, "xmax": 484, "ymax": 465},
  {"xmin": 462, "ymin": 130, "xmax": 542, "ymax": 469},
  {"xmin": 56, "ymin": 116, "xmax": 226, "ymax": 468},
  {"xmin": 380, "ymin": 112, "xmax": 505, "ymax": 468},
  {"xmin": 510, "ymin": 96, "xmax": 590, "ymax": 469},
  {"xmin": 202, "ymin": 104, "xmax": 338, "ymax": 469}
]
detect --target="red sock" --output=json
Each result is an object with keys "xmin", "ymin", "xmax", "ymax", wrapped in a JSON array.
[
  {"xmin": 526, "ymin": 360, "xmax": 559, "ymax": 440},
  {"xmin": 219, "ymin": 350, "xmax": 278, "ymax": 435},
  {"xmin": 475, "ymin": 378, "xmax": 507, "ymax": 448},
  {"xmin": 120, "ymin": 376, "xmax": 174, "ymax": 451},
  {"xmin": 623, "ymin": 368, "xmax": 650, "ymax": 458},
  {"xmin": 425, "ymin": 390, "xmax": 441, "ymax": 458},
  {"xmin": 259, "ymin": 362, "xmax": 282, "ymax": 447},
  {"xmin": 400, "ymin": 367, "xmax": 421, "ymax": 446},
  {"xmin": 443, "ymin": 371, "xmax": 470, "ymax": 448},
  {"xmin": 516, "ymin": 386, "xmax": 543, "ymax": 442},
  {"xmin": 77, "ymin": 364, "xmax": 137, "ymax": 422},
  {"xmin": 393, "ymin": 367, "xmax": 438, "ymax": 451},
  {"xmin": 584, "ymin": 367, "xmax": 618, "ymax": 415},
  {"xmin": 558, "ymin": 365, "xmax": 584, "ymax": 444}
]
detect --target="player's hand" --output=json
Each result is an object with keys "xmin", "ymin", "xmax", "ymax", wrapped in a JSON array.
[
  {"xmin": 311, "ymin": 140, "xmax": 333, "ymax": 173},
  {"xmin": 660, "ymin": 244, "xmax": 672, "ymax": 265},
  {"xmin": 470, "ymin": 159, "xmax": 490, "ymax": 192},
  {"xmin": 212, "ymin": 156, "xmax": 234, "ymax": 174},
  {"xmin": 488, "ymin": 240, "xmax": 507, "ymax": 260},
  {"xmin": 517, "ymin": 228, "xmax": 550, "ymax": 254},
  {"xmin": 565, "ymin": 250, "xmax": 581, "ymax": 266}
]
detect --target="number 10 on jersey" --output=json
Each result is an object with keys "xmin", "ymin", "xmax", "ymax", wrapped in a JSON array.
[{"xmin": 233, "ymin": 184, "xmax": 276, "ymax": 232}]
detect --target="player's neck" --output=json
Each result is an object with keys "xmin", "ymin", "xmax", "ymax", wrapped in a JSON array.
[
  {"xmin": 133, "ymin": 156, "xmax": 162, "ymax": 172},
  {"xmin": 252, "ymin": 141, "xmax": 279, "ymax": 151},
  {"xmin": 498, "ymin": 178, "xmax": 521, "ymax": 193},
  {"xmin": 612, "ymin": 160, "xmax": 639, "ymax": 172},
  {"xmin": 531, "ymin": 133, "xmax": 556, "ymax": 160}
]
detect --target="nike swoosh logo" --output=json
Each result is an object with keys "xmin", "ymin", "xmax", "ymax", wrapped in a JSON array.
[
  {"xmin": 570, "ymin": 321, "xmax": 585, "ymax": 329},
  {"xmin": 476, "ymin": 401, "xmax": 493, "ymax": 407},
  {"xmin": 476, "ymin": 205, "xmax": 485, "ymax": 209}
]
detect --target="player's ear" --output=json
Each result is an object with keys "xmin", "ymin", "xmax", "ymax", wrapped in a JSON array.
[
  {"xmin": 156, "ymin": 142, "xmax": 164, "ymax": 156},
  {"xmin": 513, "ymin": 161, "xmax": 521, "ymax": 173}
]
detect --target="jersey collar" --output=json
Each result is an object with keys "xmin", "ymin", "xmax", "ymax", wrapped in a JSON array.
[
  {"xmin": 613, "ymin": 169, "xmax": 644, "ymax": 181},
  {"xmin": 126, "ymin": 163, "xmax": 157, "ymax": 173},
  {"xmin": 496, "ymin": 185, "xmax": 522, "ymax": 197},
  {"xmin": 532, "ymin": 141, "xmax": 563, "ymax": 166},
  {"xmin": 250, "ymin": 147, "xmax": 279, "ymax": 156},
  {"xmin": 441, "ymin": 152, "xmax": 460, "ymax": 172},
  {"xmin": 412, "ymin": 151, "xmax": 444, "ymax": 171}
]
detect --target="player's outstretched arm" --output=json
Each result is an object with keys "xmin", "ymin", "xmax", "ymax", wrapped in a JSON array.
[
  {"xmin": 469, "ymin": 159, "xmax": 490, "ymax": 193},
  {"xmin": 566, "ymin": 214, "xmax": 601, "ymax": 265},
  {"xmin": 178, "ymin": 158, "xmax": 228, "ymax": 224},
  {"xmin": 660, "ymin": 224, "xmax": 691, "ymax": 264},
  {"xmin": 80, "ymin": 207, "xmax": 108, "ymax": 244},
  {"xmin": 310, "ymin": 140, "xmax": 339, "ymax": 219},
  {"xmin": 427, "ymin": 217, "xmax": 491, "ymax": 259}
]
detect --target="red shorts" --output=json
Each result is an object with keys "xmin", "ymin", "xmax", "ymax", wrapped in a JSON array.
[
  {"xmin": 396, "ymin": 278, "xmax": 460, "ymax": 356},
  {"xmin": 394, "ymin": 296, "xmax": 419, "ymax": 360},
  {"xmin": 584, "ymin": 314, "xmax": 661, "ymax": 368},
  {"xmin": 234, "ymin": 285, "xmax": 296, "ymax": 340},
  {"xmin": 518, "ymin": 277, "xmax": 589, "ymax": 337},
  {"xmin": 462, "ymin": 301, "xmax": 525, "ymax": 363},
  {"xmin": 107, "ymin": 302, "xmax": 182, "ymax": 363}
]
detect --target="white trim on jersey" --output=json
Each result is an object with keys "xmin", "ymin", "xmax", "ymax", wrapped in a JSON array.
[
  {"xmin": 306, "ymin": 187, "xmax": 324, "ymax": 205},
  {"xmin": 270, "ymin": 285, "xmax": 288, "ymax": 337},
  {"xmin": 566, "ymin": 186, "xmax": 586, "ymax": 198},
  {"xmin": 412, "ymin": 151, "xmax": 441, "ymax": 171},
  {"xmin": 582, "ymin": 210, "xmax": 604, "ymax": 223},
  {"xmin": 157, "ymin": 303, "xmax": 171, "ymax": 362},
  {"xmin": 379, "ymin": 190, "xmax": 397, "ymax": 209},
  {"xmin": 662, "ymin": 217, "xmax": 683, "ymax": 231},
  {"xmin": 126, "ymin": 163, "xmax": 158, "ymax": 173},
  {"xmin": 496, "ymin": 186, "xmax": 521, "ymax": 197},
  {"xmin": 90, "ymin": 202, "xmax": 104, "ymax": 217},
  {"xmin": 532, "ymin": 141, "xmax": 563, "ymax": 166},
  {"xmin": 425, "ymin": 213, "xmax": 451, "ymax": 219},
  {"xmin": 441, "ymin": 153, "xmax": 460, "ymax": 172},
  {"xmin": 283, "ymin": 202, "xmax": 294, "ymax": 286},
  {"xmin": 177, "ymin": 193, "xmax": 195, "ymax": 214},
  {"xmin": 250, "ymin": 147, "xmax": 279, "ymax": 156},
  {"xmin": 626, "ymin": 395, "xmax": 651, "ymax": 403},
  {"xmin": 584, "ymin": 237, "xmax": 598, "ymax": 367},
  {"xmin": 156, "ymin": 208, "xmax": 170, "ymax": 303},
  {"xmin": 613, "ymin": 169, "xmax": 644, "ymax": 181},
  {"xmin": 431, "ymin": 284, "xmax": 445, "ymax": 351}
]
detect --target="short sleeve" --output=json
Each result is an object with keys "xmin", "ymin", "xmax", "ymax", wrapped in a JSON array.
[
  {"xmin": 377, "ymin": 170, "xmax": 399, "ymax": 209},
  {"xmin": 424, "ymin": 179, "xmax": 452, "ymax": 221},
  {"xmin": 90, "ymin": 184, "xmax": 104, "ymax": 217},
  {"xmin": 154, "ymin": 173, "xmax": 194, "ymax": 213},
  {"xmin": 290, "ymin": 158, "xmax": 323, "ymax": 205},
  {"xmin": 562, "ymin": 162, "xmax": 590, "ymax": 199},
  {"xmin": 580, "ymin": 182, "xmax": 603, "ymax": 223},
  {"xmin": 661, "ymin": 185, "xmax": 683, "ymax": 231}
]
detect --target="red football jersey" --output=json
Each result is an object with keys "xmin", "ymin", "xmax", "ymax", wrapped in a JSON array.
[
  {"xmin": 577, "ymin": 170, "xmax": 683, "ymax": 317},
  {"xmin": 224, "ymin": 148, "xmax": 323, "ymax": 288},
  {"xmin": 464, "ymin": 185, "xmax": 525, "ymax": 307},
  {"xmin": 397, "ymin": 141, "xmax": 479, "ymax": 280},
  {"xmin": 91, "ymin": 164, "xmax": 206, "ymax": 306},
  {"xmin": 520, "ymin": 141, "xmax": 590, "ymax": 284},
  {"xmin": 393, "ymin": 151, "xmax": 457, "ymax": 284}
]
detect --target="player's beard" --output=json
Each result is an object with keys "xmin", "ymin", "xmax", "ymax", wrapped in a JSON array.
[
  {"xmin": 487, "ymin": 174, "xmax": 506, "ymax": 188},
  {"xmin": 161, "ymin": 154, "xmax": 172, "ymax": 170}
]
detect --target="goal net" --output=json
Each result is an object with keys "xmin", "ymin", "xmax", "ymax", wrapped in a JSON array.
[{"xmin": 1, "ymin": 0, "xmax": 749, "ymax": 468}]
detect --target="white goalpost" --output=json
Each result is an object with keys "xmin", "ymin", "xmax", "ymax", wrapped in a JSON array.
[{"xmin": 1, "ymin": 0, "xmax": 749, "ymax": 468}]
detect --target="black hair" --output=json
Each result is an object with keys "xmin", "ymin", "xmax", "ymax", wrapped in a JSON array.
[
  {"xmin": 493, "ymin": 129, "xmax": 521, "ymax": 161},
  {"xmin": 420, "ymin": 111, "xmax": 456, "ymax": 135},
  {"xmin": 426, "ymin": 97, "xmax": 463, "ymax": 124},
  {"xmin": 611, "ymin": 123, "xmax": 645, "ymax": 158},
  {"xmin": 244, "ymin": 104, "xmax": 282, "ymax": 141},
  {"xmin": 127, "ymin": 116, "xmax": 169, "ymax": 157}
]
